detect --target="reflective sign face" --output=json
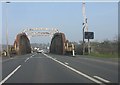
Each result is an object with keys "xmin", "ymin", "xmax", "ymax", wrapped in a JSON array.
[{"xmin": 85, "ymin": 32, "xmax": 94, "ymax": 39}]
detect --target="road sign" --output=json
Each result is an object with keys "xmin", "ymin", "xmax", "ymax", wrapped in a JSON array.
[{"xmin": 85, "ymin": 32, "xmax": 94, "ymax": 39}]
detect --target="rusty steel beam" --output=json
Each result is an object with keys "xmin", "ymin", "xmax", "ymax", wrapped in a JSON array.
[
  {"xmin": 50, "ymin": 33, "xmax": 66, "ymax": 55},
  {"xmin": 14, "ymin": 33, "xmax": 31, "ymax": 55}
]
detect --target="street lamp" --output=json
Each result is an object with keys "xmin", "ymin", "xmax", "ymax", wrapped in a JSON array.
[{"xmin": 5, "ymin": 2, "xmax": 10, "ymax": 57}]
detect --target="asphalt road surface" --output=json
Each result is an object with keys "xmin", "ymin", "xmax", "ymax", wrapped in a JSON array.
[{"xmin": 1, "ymin": 52, "xmax": 118, "ymax": 84}]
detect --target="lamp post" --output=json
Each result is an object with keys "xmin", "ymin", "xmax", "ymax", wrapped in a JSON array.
[{"xmin": 5, "ymin": 2, "xmax": 10, "ymax": 57}]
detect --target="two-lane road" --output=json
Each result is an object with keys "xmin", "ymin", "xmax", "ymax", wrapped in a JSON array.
[{"xmin": 1, "ymin": 53, "xmax": 119, "ymax": 84}]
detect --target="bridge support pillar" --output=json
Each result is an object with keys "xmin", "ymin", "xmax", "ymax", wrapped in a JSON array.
[
  {"xmin": 14, "ymin": 33, "xmax": 31, "ymax": 55},
  {"xmin": 50, "ymin": 33, "xmax": 66, "ymax": 55}
]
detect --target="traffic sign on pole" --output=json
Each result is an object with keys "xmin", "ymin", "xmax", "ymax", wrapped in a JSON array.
[{"xmin": 85, "ymin": 32, "xmax": 94, "ymax": 39}]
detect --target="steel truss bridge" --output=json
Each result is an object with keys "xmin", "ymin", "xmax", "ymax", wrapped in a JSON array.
[{"xmin": 13, "ymin": 28, "xmax": 71, "ymax": 55}]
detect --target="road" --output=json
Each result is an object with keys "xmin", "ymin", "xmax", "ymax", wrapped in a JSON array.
[{"xmin": 1, "ymin": 53, "xmax": 119, "ymax": 84}]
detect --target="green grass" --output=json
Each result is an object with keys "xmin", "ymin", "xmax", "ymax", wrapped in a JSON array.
[{"xmin": 89, "ymin": 52, "xmax": 118, "ymax": 58}]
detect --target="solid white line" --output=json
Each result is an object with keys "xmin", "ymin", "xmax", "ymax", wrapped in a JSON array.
[
  {"xmin": 94, "ymin": 76, "xmax": 110, "ymax": 83},
  {"xmin": 42, "ymin": 53, "xmax": 102, "ymax": 83},
  {"xmin": 0, "ymin": 65, "xmax": 21, "ymax": 84}
]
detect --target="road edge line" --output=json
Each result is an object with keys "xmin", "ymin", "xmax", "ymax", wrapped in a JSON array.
[
  {"xmin": 42, "ymin": 53, "xmax": 103, "ymax": 84},
  {"xmin": 94, "ymin": 76, "xmax": 110, "ymax": 83}
]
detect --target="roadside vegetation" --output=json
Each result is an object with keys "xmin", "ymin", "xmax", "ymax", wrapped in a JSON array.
[
  {"xmin": 90, "ymin": 40, "xmax": 118, "ymax": 58},
  {"xmin": 72, "ymin": 38, "xmax": 118, "ymax": 58}
]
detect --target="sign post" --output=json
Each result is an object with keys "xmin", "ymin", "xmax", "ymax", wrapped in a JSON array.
[{"xmin": 84, "ymin": 32, "xmax": 94, "ymax": 54}]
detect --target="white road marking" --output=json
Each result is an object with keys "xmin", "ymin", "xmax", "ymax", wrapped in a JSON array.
[
  {"xmin": 30, "ymin": 55, "xmax": 33, "ymax": 58},
  {"xmin": 0, "ymin": 65, "xmax": 21, "ymax": 84},
  {"xmin": 94, "ymin": 76, "xmax": 110, "ymax": 83},
  {"xmin": 42, "ymin": 53, "xmax": 102, "ymax": 83},
  {"xmin": 24, "ymin": 53, "xmax": 37, "ymax": 62},
  {"xmin": 30, "ymin": 53, "xmax": 37, "ymax": 58},
  {"xmin": 2, "ymin": 54, "xmax": 34, "ymax": 63},
  {"xmin": 65, "ymin": 62, "xmax": 68, "ymax": 65},
  {"xmin": 25, "ymin": 58, "xmax": 29, "ymax": 62}
]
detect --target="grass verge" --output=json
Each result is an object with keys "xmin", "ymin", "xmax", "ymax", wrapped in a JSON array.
[{"xmin": 89, "ymin": 52, "xmax": 118, "ymax": 58}]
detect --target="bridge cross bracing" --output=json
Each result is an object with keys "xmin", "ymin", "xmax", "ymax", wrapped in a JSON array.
[{"xmin": 22, "ymin": 28, "xmax": 59, "ymax": 38}]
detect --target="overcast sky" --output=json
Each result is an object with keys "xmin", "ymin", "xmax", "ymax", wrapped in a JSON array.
[{"xmin": 1, "ymin": 0, "xmax": 118, "ymax": 45}]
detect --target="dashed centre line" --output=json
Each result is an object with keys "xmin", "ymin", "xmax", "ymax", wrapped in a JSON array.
[
  {"xmin": 24, "ymin": 53, "xmax": 37, "ymax": 62},
  {"xmin": 0, "ymin": 65, "xmax": 21, "ymax": 84},
  {"xmin": 1, "ymin": 53, "xmax": 38, "ymax": 84},
  {"xmin": 25, "ymin": 58, "xmax": 29, "ymax": 62}
]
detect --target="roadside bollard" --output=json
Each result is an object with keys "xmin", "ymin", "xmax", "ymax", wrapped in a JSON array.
[{"xmin": 72, "ymin": 50, "xmax": 75, "ymax": 57}]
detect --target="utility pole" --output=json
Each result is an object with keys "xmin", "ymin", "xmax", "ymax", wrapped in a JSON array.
[
  {"xmin": 82, "ymin": 1, "xmax": 87, "ymax": 55},
  {"xmin": 82, "ymin": 1, "xmax": 88, "ymax": 32},
  {"xmin": 82, "ymin": 1, "xmax": 90, "ymax": 55},
  {"xmin": 82, "ymin": 24, "xmax": 85, "ymax": 55},
  {"xmin": 5, "ymin": 2, "xmax": 10, "ymax": 57}
]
